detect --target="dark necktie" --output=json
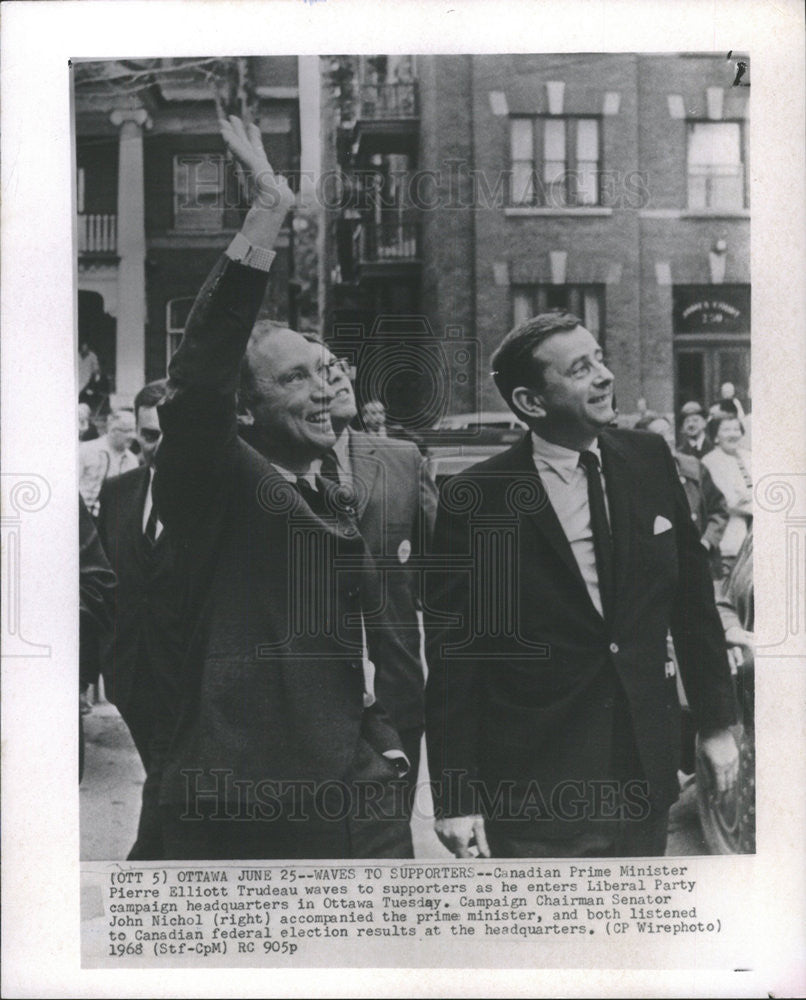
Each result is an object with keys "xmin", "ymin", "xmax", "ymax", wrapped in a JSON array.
[
  {"xmin": 320, "ymin": 449, "xmax": 340, "ymax": 487},
  {"xmin": 579, "ymin": 449, "xmax": 615, "ymax": 621},
  {"xmin": 144, "ymin": 501, "xmax": 160, "ymax": 546},
  {"xmin": 295, "ymin": 476, "xmax": 329, "ymax": 517}
]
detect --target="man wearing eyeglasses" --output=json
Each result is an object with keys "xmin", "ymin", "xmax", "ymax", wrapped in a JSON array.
[
  {"xmin": 306, "ymin": 341, "xmax": 437, "ymax": 816},
  {"xmin": 150, "ymin": 117, "xmax": 411, "ymax": 860}
]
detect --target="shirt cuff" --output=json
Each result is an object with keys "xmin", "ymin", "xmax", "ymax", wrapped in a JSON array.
[{"xmin": 225, "ymin": 232, "xmax": 277, "ymax": 272}]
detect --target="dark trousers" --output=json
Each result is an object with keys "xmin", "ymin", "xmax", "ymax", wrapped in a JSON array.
[
  {"xmin": 156, "ymin": 738, "xmax": 413, "ymax": 861},
  {"xmin": 486, "ymin": 807, "xmax": 670, "ymax": 858},
  {"xmin": 398, "ymin": 725, "xmax": 423, "ymax": 818}
]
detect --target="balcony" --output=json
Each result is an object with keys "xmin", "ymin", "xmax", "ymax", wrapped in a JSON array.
[
  {"xmin": 352, "ymin": 220, "xmax": 421, "ymax": 278},
  {"xmin": 77, "ymin": 213, "xmax": 117, "ymax": 256},
  {"xmin": 352, "ymin": 82, "xmax": 420, "ymax": 159}
]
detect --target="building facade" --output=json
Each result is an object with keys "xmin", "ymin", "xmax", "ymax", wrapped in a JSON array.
[
  {"xmin": 74, "ymin": 57, "xmax": 301, "ymax": 408},
  {"xmin": 320, "ymin": 53, "xmax": 750, "ymax": 426}
]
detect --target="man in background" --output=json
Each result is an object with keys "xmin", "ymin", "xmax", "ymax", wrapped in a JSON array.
[
  {"xmin": 677, "ymin": 400, "xmax": 713, "ymax": 461},
  {"xmin": 96, "ymin": 380, "xmax": 183, "ymax": 858},
  {"xmin": 79, "ymin": 408, "xmax": 138, "ymax": 517},
  {"xmin": 312, "ymin": 342, "xmax": 437, "ymax": 810}
]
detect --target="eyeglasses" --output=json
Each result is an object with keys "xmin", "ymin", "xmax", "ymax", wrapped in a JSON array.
[
  {"xmin": 321, "ymin": 357, "xmax": 351, "ymax": 377},
  {"xmin": 139, "ymin": 428, "xmax": 162, "ymax": 444}
]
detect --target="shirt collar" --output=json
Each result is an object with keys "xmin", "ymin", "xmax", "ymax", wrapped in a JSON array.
[
  {"xmin": 531, "ymin": 430, "xmax": 602, "ymax": 484},
  {"xmin": 271, "ymin": 460, "xmax": 320, "ymax": 488},
  {"xmin": 332, "ymin": 431, "xmax": 350, "ymax": 467}
]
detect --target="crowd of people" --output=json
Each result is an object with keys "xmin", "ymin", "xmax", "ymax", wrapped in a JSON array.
[{"xmin": 79, "ymin": 117, "xmax": 752, "ymax": 861}]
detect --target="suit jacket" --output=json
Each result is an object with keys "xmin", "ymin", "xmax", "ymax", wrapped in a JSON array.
[
  {"xmin": 96, "ymin": 468, "xmax": 184, "ymax": 750},
  {"xmin": 678, "ymin": 436, "xmax": 714, "ymax": 461},
  {"xmin": 79, "ymin": 496, "xmax": 116, "ymax": 689},
  {"xmin": 424, "ymin": 429, "xmax": 737, "ymax": 820},
  {"xmin": 674, "ymin": 451, "xmax": 728, "ymax": 571},
  {"xmin": 154, "ymin": 256, "xmax": 403, "ymax": 808},
  {"xmin": 348, "ymin": 429, "xmax": 437, "ymax": 731}
]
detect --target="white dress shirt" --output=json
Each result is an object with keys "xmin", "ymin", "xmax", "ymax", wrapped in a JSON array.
[
  {"xmin": 141, "ymin": 467, "xmax": 163, "ymax": 540},
  {"xmin": 531, "ymin": 431, "xmax": 609, "ymax": 617}
]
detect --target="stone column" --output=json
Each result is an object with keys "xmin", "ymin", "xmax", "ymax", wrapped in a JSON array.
[{"xmin": 110, "ymin": 108, "xmax": 151, "ymax": 404}]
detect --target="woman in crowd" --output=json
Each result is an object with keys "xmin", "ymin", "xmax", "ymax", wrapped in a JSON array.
[{"xmin": 702, "ymin": 414, "xmax": 752, "ymax": 578}]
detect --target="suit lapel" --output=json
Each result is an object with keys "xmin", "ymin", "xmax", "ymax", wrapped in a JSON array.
[
  {"xmin": 503, "ymin": 435, "xmax": 592, "ymax": 600},
  {"xmin": 599, "ymin": 431, "xmax": 634, "ymax": 612},
  {"xmin": 347, "ymin": 430, "xmax": 380, "ymax": 521}
]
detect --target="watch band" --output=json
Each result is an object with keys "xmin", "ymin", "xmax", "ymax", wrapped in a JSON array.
[{"xmin": 225, "ymin": 232, "xmax": 277, "ymax": 272}]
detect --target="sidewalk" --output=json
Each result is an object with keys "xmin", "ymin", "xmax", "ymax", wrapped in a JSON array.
[{"xmin": 79, "ymin": 705, "xmax": 704, "ymax": 860}]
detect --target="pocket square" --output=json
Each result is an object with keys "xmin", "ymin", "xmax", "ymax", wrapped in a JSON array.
[{"xmin": 653, "ymin": 515, "xmax": 673, "ymax": 535}]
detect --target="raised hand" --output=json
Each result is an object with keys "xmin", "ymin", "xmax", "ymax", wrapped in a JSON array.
[{"xmin": 219, "ymin": 115, "xmax": 295, "ymax": 214}]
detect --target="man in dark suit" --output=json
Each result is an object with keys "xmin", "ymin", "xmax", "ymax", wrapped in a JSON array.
[
  {"xmin": 96, "ymin": 379, "xmax": 185, "ymax": 858},
  {"xmin": 152, "ymin": 116, "xmax": 411, "ymax": 860},
  {"xmin": 425, "ymin": 312, "xmax": 739, "ymax": 858},
  {"xmin": 96, "ymin": 380, "xmax": 178, "ymax": 771},
  {"xmin": 309, "ymin": 342, "xmax": 437, "ymax": 808},
  {"xmin": 678, "ymin": 401, "xmax": 714, "ymax": 460}
]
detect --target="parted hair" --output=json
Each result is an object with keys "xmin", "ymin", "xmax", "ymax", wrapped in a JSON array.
[
  {"xmin": 491, "ymin": 311, "xmax": 583, "ymax": 415},
  {"xmin": 134, "ymin": 379, "xmax": 169, "ymax": 419}
]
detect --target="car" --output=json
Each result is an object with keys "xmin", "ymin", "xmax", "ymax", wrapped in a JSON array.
[{"xmin": 423, "ymin": 412, "xmax": 527, "ymax": 485}]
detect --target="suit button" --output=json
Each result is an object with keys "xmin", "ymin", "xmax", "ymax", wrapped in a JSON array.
[
  {"xmin": 603, "ymin": 698, "xmax": 614, "ymax": 709},
  {"xmin": 350, "ymin": 661, "xmax": 362, "ymax": 671},
  {"xmin": 609, "ymin": 642, "xmax": 619, "ymax": 654},
  {"xmin": 348, "ymin": 587, "xmax": 360, "ymax": 599}
]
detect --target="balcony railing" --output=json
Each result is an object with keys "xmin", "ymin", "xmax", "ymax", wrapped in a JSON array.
[
  {"xmin": 77, "ymin": 213, "xmax": 117, "ymax": 254},
  {"xmin": 358, "ymin": 82, "xmax": 418, "ymax": 120},
  {"xmin": 353, "ymin": 220, "xmax": 420, "ymax": 263}
]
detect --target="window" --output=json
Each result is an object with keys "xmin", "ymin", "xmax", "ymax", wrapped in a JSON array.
[
  {"xmin": 687, "ymin": 122, "xmax": 744, "ymax": 210},
  {"xmin": 510, "ymin": 117, "xmax": 601, "ymax": 207},
  {"xmin": 165, "ymin": 297, "xmax": 195, "ymax": 367},
  {"xmin": 512, "ymin": 285, "xmax": 604, "ymax": 342},
  {"xmin": 173, "ymin": 153, "xmax": 231, "ymax": 230}
]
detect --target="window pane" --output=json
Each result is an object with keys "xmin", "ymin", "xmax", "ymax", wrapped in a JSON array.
[
  {"xmin": 511, "ymin": 162, "xmax": 534, "ymax": 204},
  {"xmin": 174, "ymin": 154, "xmax": 225, "ymax": 230},
  {"xmin": 688, "ymin": 123, "xmax": 741, "ymax": 166},
  {"xmin": 583, "ymin": 289, "xmax": 601, "ymax": 338},
  {"xmin": 576, "ymin": 162, "xmax": 599, "ymax": 205},
  {"xmin": 513, "ymin": 291, "xmax": 533, "ymax": 326},
  {"xmin": 510, "ymin": 119, "xmax": 533, "ymax": 160},
  {"xmin": 577, "ymin": 119, "xmax": 599, "ymax": 161},
  {"xmin": 544, "ymin": 119, "xmax": 566, "ymax": 161}
]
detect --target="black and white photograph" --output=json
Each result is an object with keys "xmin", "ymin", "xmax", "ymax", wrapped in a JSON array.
[
  {"xmin": 2, "ymin": 0, "xmax": 805, "ymax": 996},
  {"xmin": 74, "ymin": 50, "xmax": 752, "ymax": 864}
]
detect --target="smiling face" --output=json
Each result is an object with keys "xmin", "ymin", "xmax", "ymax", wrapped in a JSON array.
[
  {"xmin": 681, "ymin": 412, "xmax": 706, "ymax": 441},
  {"xmin": 526, "ymin": 326, "xmax": 615, "ymax": 448},
  {"xmin": 245, "ymin": 328, "xmax": 336, "ymax": 469},
  {"xmin": 311, "ymin": 344, "xmax": 356, "ymax": 434},
  {"xmin": 714, "ymin": 416, "xmax": 744, "ymax": 455}
]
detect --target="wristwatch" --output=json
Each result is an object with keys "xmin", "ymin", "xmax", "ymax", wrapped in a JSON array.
[{"xmin": 225, "ymin": 232, "xmax": 277, "ymax": 272}]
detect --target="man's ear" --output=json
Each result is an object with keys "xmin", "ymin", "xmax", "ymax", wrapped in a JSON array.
[{"xmin": 511, "ymin": 386, "xmax": 546, "ymax": 420}]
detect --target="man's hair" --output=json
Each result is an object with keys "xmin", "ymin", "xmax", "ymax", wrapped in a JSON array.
[
  {"xmin": 490, "ymin": 311, "xmax": 583, "ymax": 416},
  {"xmin": 238, "ymin": 319, "xmax": 300, "ymax": 413},
  {"xmin": 134, "ymin": 379, "xmax": 168, "ymax": 419},
  {"xmin": 107, "ymin": 407, "xmax": 135, "ymax": 429}
]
